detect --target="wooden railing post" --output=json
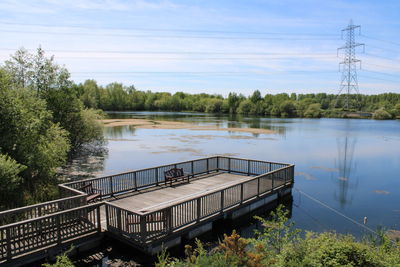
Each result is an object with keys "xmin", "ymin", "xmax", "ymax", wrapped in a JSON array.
[
  {"xmin": 228, "ymin": 158, "xmax": 231, "ymax": 173},
  {"xmin": 220, "ymin": 190, "xmax": 224, "ymax": 213},
  {"xmin": 140, "ymin": 215, "xmax": 147, "ymax": 243},
  {"xmin": 240, "ymin": 183, "xmax": 243, "ymax": 204},
  {"xmin": 155, "ymin": 168, "xmax": 159, "ymax": 186},
  {"xmin": 96, "ymin": 206, "xmax": 101, "ymax": 232},
  {"xmin": 134, "ymin": 172, "xmax": 137, "ymax": 191},
  {"xmin": 216, "ymin": 156, "xmax": 219, "ymax": 172},
  {"xmin": 257, "ymin": 177, "xmax": 260, "ymax": 197},
  {"xmin": 105, "ymin": 204, "xmax": 110, "ymax": 230},
  {"xmin": 6, "ymin": 227, "xmax": 12, "ymax": 259},
  {"xmin": 191, "ymin": 161, "xmax": 194, "ymax": 175},
  {"xmin": 271, "ymin": 173, "xmax": 275, "ymax": 190},
  {"xmin": 166, "ymin": 208, "xmax": 172, "ymax": 233},
  {"xmin": 206, "ymin": 158, "xmax": 209, "ymax": 174},
  {"xmin": 117, "ymin": 208, "xmax": 122, "ymax": 233},
  {"xmin": 291, "ymin": 165, "xmax": 295, "ymax": 183},
  {"xmin": 56, "ymin": 215, "xmax": 62, "ymax": 245},
  {"xmin": 196, "ymin": 198, "xmax": 201, "ymax": 222},
  {"xmin": 109, "ymin": 176, "xmax": 114, "ymax": 197},
  {"xmin": 247, "ymin": 160, "xmax": 251, "ymax": 176}
]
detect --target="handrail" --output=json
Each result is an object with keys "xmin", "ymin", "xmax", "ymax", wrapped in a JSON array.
[
  {"xmin": 136, "ymin": 165, "xmax": 291, "ymax": 215},
  {"xmin": 105, "ymin": 161, "xmax": 294, "ymax": 245},
  {"xmin": 61, "ymin": 156, "xmax": 291, "ymax": 199},
  {"xmin": 62, "ymin": 156, "xmax": 220, "ymax": 186},
  {"xmin": 0, "ymin": 202, "xmax": 103, "ymax": 230},
  {"xmin": 61, "ymin": 156, "xmax": 221, "ymax": 199},
  {"xmin": 0, "ymin": 195, "xmax": 84, "ymax": 218},
  {"xmin": 0, "ymin": 203, "xmax": 103, "ymax": 261}
]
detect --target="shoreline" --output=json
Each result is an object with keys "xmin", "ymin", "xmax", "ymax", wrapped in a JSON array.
[{"xmin": 100, "ymin": 118, "xmax": 276, "ymax": 135}]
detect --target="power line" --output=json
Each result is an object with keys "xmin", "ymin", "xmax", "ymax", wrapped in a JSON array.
[
  {"xmin": 363, "ymin": 53, "xmax": 400, "ymax": 63},
  {"xmin": 365, "ymin": 44, "xmax": 399, "ymax": 54},
  {"xmin": 0, "ymin": 21, "xmax": 339, "ymax": 37},
  {"xmin": 70, "ymin": 70, "xmax": 337, "ymax": 74},
  {"xmin": 0, "ymin": 48, "xmax": 335, "ymax": 56},
  {"xmin": 358, "ymin": 74, "xmax": 400, "ymax": 83},
  {"xmin": 69, "ymin": 71, "xmax": 338, "ymax": 78},
  {"xmin": 361, "ymin": 34, "xmax": 400, "ymax": 47},
  {"xmin": 0, "ymin": 29, "xmax": 340, "ymax": 40},
  {"xmin": 0, "ymin": 55, "xmax": 336, "ymax": 61},
  {"xmin": 19, "ymin": 56, "xmax": 336, "ymax": 61},
  {"xmin": 363, "ymin": 62, "xmax": 400, "ymax": 71},
  {"xmin": 362, "ymin": 69, "xmax": 400, "ymax": 78}
]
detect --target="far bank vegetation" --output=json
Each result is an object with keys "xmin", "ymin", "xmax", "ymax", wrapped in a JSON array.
[{"xmin": 77, "ymin": 80, "xmax": 400, "ymax": 119}]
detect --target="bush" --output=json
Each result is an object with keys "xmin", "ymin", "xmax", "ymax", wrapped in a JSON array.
[
  {"xmin": 304, "ymin": 103, "xmax": 322, "ymax": 118},
  {"xmin": 157, "ymin": 205, "xmax": 400, "ymax": 267},
  {"xmin": 43, "ymin": 251, "xmax": 75, "ymax": 267},
  {"xmin": 372, "ymin": 108, "xmax": 392, "ymax": 120},
  {"xmin": 279, "ymin": 100, "xmax": 297, "ymax": 117},
  {"xmin": 0, "ymin": 77, "xmax": 70, "ymax": 206},
  {"xmin": 0, "ymin": 154, "xmax": 25, "ymax": 209}
]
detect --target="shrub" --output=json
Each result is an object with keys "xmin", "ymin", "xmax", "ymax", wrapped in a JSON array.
[
  {"xmin": 372, "ymin": 108, "xmax": 392, "ymax": 120},
  {"xmin": 304, "ymin": 103, "xmax": 322, "ymax": 118},
  {"xmin": 0, "ymin": 154, "xmax": 26, "ymax": 209}
]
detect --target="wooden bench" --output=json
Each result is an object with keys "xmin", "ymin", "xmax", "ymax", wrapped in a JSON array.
[
  {"xmin": 79, "ymin": 183, "xmax": 102, "ymax": 203},
  {"xmin": 164, "ymin": 168, "xmax": 191, "ymax": 186}
]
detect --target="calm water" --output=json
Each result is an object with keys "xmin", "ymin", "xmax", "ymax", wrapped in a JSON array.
[{"xmin": 64, "ymin": 112, "xmax": 400, "ymax": 265}]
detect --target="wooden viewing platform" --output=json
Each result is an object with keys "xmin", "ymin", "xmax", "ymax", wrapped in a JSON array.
[{"xmin": 0, "ymin": 156, "xmax": 294, "ymax": 265}]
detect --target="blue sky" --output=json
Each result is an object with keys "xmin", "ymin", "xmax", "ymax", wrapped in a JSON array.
[{"xmin": 0, "ymin": 0, "xmax": 399, "ymax": 95}]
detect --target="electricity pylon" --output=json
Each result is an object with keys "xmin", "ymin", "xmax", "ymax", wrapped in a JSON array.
[{"xmin": 337, "ymin": 20, "xmax": 365, "ymax": 110}]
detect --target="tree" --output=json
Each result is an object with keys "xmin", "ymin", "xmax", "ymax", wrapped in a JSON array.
[
  {"xmin": 372, "ymin": 108, "xmax": 392, "ymax": 120},
  {"xmin": 279, "ymin": 100, "xmax": 297, "ymax": 117},
  {"xmin": 227, "ymin": 93, "xmax": 240, "ymax": 113},
  {"xmin": 0, "ymin": 73, "xmax": 70, "ymax": 204},
  {"xmin": 304, "ymin": 103, "xmax": 322, "ymax": 118},
  {"xmin": 79, "ymin": 80, "xmax": 99, "ymax": 109},
  {"xmin": 237, "ymin": 99, "xmax": 255, "ymax": 114},
  {"xmin": 4, "ymin": 47, "xmax": 72, "ymax": 95},
  {"xmin": 250, "ymin": 90, "xmax": 262, "ymax": 103},
  {"xmin": 0, "ymin": 155, "xmax": 26, "ymax": 209},
  {"xmin": 4, "ymin": 48, "xmax": 103, "ymax": 153}
]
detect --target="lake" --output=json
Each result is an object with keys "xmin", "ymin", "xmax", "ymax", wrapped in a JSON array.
[{"xmin": 64, "ymin": 111, "xmax": 400, "ymax": 265}]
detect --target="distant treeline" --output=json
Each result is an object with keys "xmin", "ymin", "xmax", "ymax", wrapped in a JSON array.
[{"xmin": 77, "ymin": 80, "xmax": 400, "ymax": 119}]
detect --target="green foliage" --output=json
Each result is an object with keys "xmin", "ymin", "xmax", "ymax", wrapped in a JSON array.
[
  {"xmin": 157, "ymin": 205, "xmax": 400, "ymax": 267},
  {"xmin": 304, "ymin": 103, "xmax": 322, "ymax": 118},
  {"xmin": 4, "ymin": 47, "xmax": 71, "ymax": 93},
  {"xmin": 237, "ymin": 99, "xmax": 255, "ymax": 114},
  {"xmin": 0, "ymin": 83, "xmax": 70, "ymax": 206},
  {"xmin": 0, "ymin": 48, "xmax": 104, "ymax": 208},
  {"xmin": 279, "ymin": 100, "xmax": 297, "ymax": 117},
  {"xmin": 394, "ymin": 103, "xmax": 400, "ymax": 118},
  {"xmin": 372, "ymin": 108, "xmax": 393, "ymax": 120},
  {"xmin": 4, "ymin": 48, "xmax": 103, "ymax": 153},
  {"xmin": 253, "ymin": 205, "xmax": 300, "ymax": 253},
  {"xmin": 0, "ymin": 154, "xmax": 26, "ymax": 209},
  {"xmin": 43, "ymin": 249, "xmax": 75, "ymax": 267},
  {"xmin": 277, "ymin": 231, "xmax": 400, "ymax": 267},
  {"xmin": 77, "ymin": 82, "xmax": 400, "ymax": 119}
]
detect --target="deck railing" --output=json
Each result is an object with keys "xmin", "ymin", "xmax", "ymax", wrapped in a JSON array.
[
  {"xmin": 0, "ymin": 203, "xmax": 102, "ymax": 261},
  {"xmin": 62, "ymin": 156, "xmax": 289, "ymax": 199},
  {"xmin": 105, "ymin": 158, "xmax": 294, "ymax": 245},
  {"xmin": 62, "ymin": 157, "xmax": 222, "ymax": 198},
  {"xmin": 0, "ymin": 185, "xmax": 87, "ymax": 226},
  {"xmin": 0, "ymin": 156, "xmax": 292, "ymax": 262}
]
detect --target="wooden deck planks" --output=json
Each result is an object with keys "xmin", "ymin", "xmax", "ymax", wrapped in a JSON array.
[{"xmin": 109, "ymin": 173, "xmax": 255, "ymax": 213}]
